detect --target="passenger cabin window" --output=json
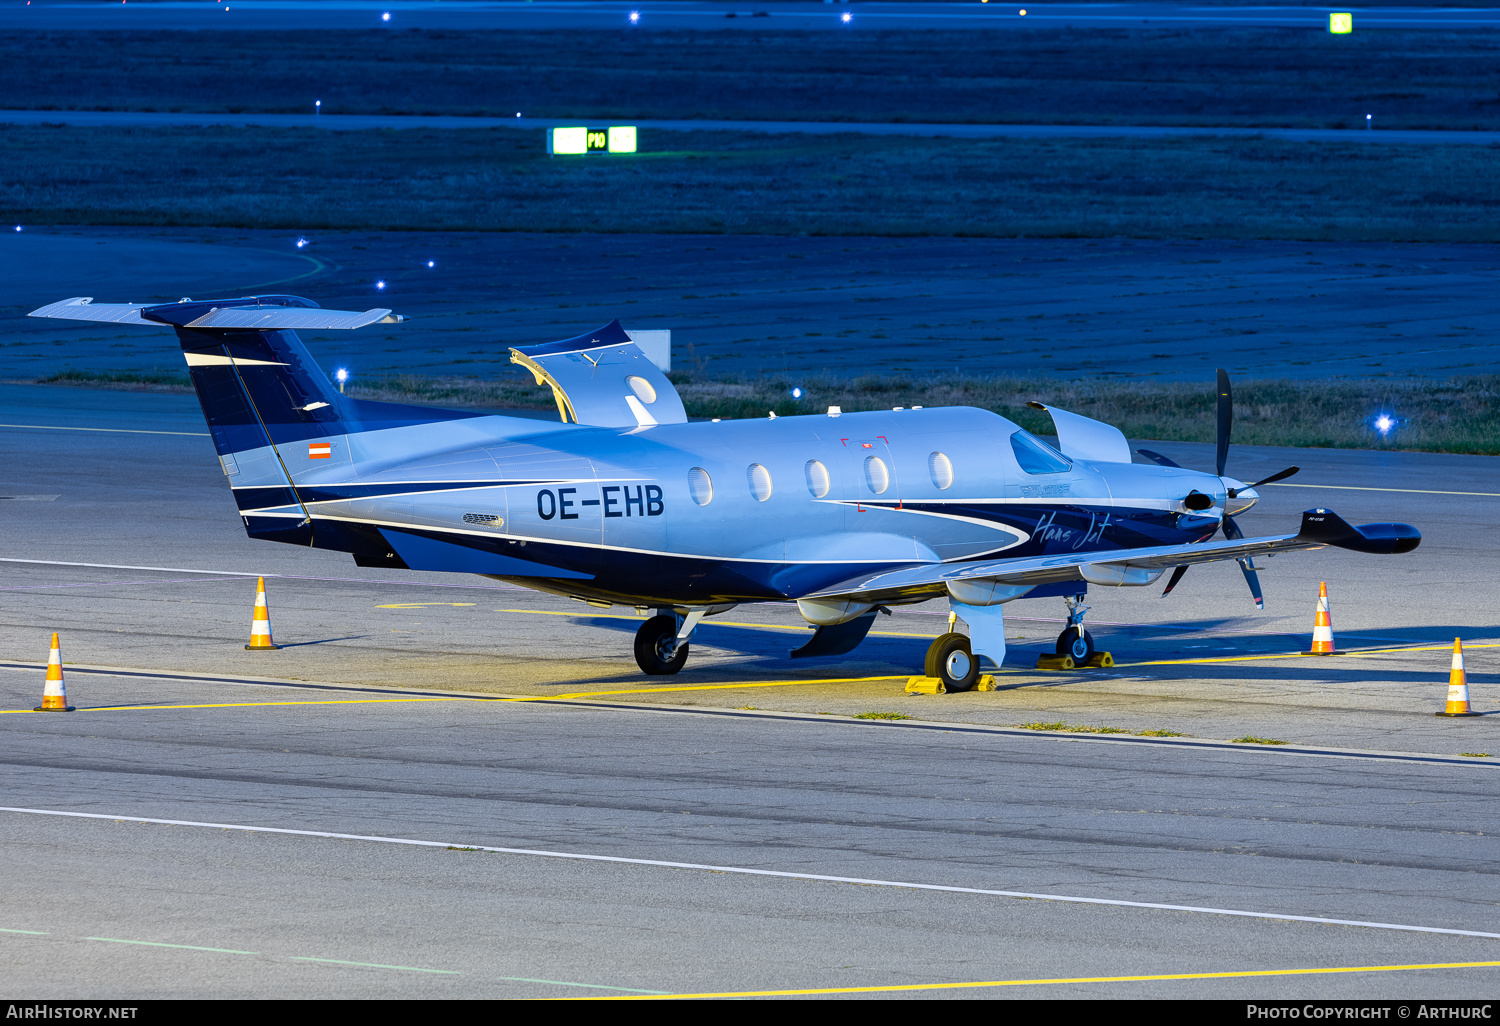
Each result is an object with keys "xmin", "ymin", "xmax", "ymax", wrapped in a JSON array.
[
  {"xmin": 688, "ymin": 467, "xmax": 714, "ymax": 505},
  {"xmin": 805, "ymin": 459, "xmax": 830, "ymax": 498},
  {"xmin": 928, "ymin": 451, "xmax": 954, "ymax": 490},
  {"xmin": 864, "ymin": 456, "xmax": 890, "ymax": 494},
  {"xmin": 1010, "ymin": 431, "xmax": 1072, "ymax": 475},
  {"xmin": 747, "ymin": 463, "xmax": 773, "ymax": 502}
]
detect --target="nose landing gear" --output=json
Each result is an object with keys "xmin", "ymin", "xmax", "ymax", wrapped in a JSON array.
[{"xmin": 1055, "ymin": 595, "xmax": 1095, "ymax": 662}]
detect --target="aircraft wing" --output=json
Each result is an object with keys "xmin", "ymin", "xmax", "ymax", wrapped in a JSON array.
[{"xmin": 801, "ymin": 508, "xmax": 1419, "ymax": 603}]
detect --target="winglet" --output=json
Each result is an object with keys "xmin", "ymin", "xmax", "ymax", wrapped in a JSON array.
[{"xmin": 1297, "ymin": 508, "xmax": 1420, "ymax": 554}]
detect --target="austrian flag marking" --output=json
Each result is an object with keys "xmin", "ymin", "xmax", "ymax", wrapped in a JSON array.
[{"xmin": 308, "ymin": 442, "xmax": 332, "ymax": 459}]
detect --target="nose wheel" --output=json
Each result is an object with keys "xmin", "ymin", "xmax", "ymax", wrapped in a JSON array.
[{"xmin": 1056, "ymin": 626, "xmax": 1095, "ymax": 664}]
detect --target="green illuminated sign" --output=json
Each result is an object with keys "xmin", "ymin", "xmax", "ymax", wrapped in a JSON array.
[
  {"xmin": 548, "ymin": 126, "xmax": 639, "ymax": 155},
  {"xmin": 1329, "ymin": 12, "xmax": 1352, "ymax": 33}
]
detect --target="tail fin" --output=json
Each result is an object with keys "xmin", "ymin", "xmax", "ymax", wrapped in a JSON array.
[
  {"xmin": 31, "ymin": 293, "xmax": 454, "ymax": 547},
  {"xmin": 142, "ymin": 296, "xmax": 481, "ymax": 546}
]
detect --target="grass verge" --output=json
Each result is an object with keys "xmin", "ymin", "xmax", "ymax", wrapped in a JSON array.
[
  {"xmin": 37, "ymin": 369, "xmax": 1500, "ymax": 455},
  {"xmin": 7, "ymin": 125, "xmax": 1500, "ymax": 242},
  {"xmin": 854, "ymin": 711, "xmax": 913, "ymax": 720},
  {"xmin": 1231, "ymin": 735, "xmax": 1289, "ymax": 745}
]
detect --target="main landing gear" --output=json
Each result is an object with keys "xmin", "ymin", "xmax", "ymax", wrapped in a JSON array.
[
  {"xmin": 633, "ymin": 610, "xmax": 705, "ymax": 675},
  {"xmin": 924, "ymin": 632, "xmax": 979, "ymax": 693}
]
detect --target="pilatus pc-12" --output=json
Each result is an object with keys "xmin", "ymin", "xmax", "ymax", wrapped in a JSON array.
[{"xmin": 31, "ymin": 294, "xmax": 1420, "ymax": 690}]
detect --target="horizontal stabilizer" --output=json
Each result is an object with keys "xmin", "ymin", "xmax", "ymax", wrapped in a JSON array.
[{"xmin": 29, "ymin": 295, "xmax": 402, "ymax": 330}]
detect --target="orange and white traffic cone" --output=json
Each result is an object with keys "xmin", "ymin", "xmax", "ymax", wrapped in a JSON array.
[
  {"xmin": 34, "ymin": 633, "xmax": 74, "ymax": 712},
  {"xmin": 1436, "ymin": 637, "xmax": 1480, "ymax": 717},
  {"xmin": 245, "ymin": 576, "xmax": 281, "ymax": 650},
  {"xmin": 1307, "ymin": 581, "xmax": 1337, "ymax": 655}
]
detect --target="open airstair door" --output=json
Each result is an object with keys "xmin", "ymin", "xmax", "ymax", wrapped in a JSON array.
[{"xmin": 510, "ymin": 321, "xmax": 687, "ymax": 430}]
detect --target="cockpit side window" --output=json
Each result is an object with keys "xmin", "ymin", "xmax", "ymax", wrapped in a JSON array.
[{"xmin": 1010, "ymin": 431, "xmax": 1072, "ymax": 475}]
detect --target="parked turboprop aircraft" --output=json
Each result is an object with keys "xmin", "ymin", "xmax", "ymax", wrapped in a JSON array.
[{"xmin": 30, "ymin": 294, "xmax": 1421, "ymax": 689}]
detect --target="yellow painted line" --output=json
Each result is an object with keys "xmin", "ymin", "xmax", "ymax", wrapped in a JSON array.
[
  {"xmin": 377, "ymin": 602, "xmax": 477, "ymax": 609},
  {"xmin": 532, "ymin": 675, "xmax": 908, "ymax": 702},
  {"xmin": 493, "ymin": 608, "xmax": 940, "ymax": 639},
  {"xmin": 0, "ymin": 675, "xmax": 907, "ymax": 715},
  {"xmin": 0, "ymin": 422, "xmax": 208, "ymax": 437},
  {"xmin": 1123, "ymin": 642, "xmax": 1500, "ymax": 669},
  {"xmin": 1268, "ymin": 482, "xmax": 1500, "ymax": 498},
  {"xmin": 594, "ymin": 960, "xmax": 1500, "ymax": 1000}
]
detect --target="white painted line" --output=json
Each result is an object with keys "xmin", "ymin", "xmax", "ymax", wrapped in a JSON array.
[
  {"xmin": 4, "ymin": 805, "xmax": 1497, "ymax": 943},
  {"xmin": 0, "ymin": 557, "xmax": 261, "ymax": 577},
  {"xmin": 1267, "ymin": 482, "xmax": 1500, "ymax": 498},
  {"xmin": 0, "ymin": 422, "xmax": 208, "ymax": 437},
  {"xmin": 0, "ymin": 557, "xmax": 526, "ymax": 591}
]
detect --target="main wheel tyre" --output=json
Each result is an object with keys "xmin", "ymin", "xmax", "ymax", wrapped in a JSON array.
[
  {"xmin": 1056, "ymin": 626, "xmax": 1095, "ymax": 664},
  {"xmin": 926, "ymin": 632, "xmax": 978, "ymax": 693},
  {"xmin": 634, "ymin": 615, "xmax": 689, "ymax": 675}
]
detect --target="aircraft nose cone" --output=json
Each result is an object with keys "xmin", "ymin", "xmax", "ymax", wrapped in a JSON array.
[{"xmin": 1222, "ymin": 477, "xmax": 1259, "ymax": 515}]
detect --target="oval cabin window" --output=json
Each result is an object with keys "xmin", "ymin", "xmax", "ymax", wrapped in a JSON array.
[
  {"xmin": 928, "ymin": 451, "xmax": 954, "ymax": 490},
  {"xmin": 747, "ymin": 463, "xmax": 773, "ymax": 502},
  {"xmin": 688, "ymin": 467, "xmax": 714, "ymax": 506},
  {"xmin": 864, "ymin": 456, "xmax": 890, "ymax": 495},
  {"xmin": 804, "ymin": 459, "xmax": 830, "ymax": 498},
  {"xmin": 626, "ymin": 375, "xmax": 657, "ymax": 404}
]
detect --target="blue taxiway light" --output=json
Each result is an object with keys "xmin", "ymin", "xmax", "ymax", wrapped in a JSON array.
[{"xmin": 375, "ymin": 280, "xmax": 387, "ymax": 291}]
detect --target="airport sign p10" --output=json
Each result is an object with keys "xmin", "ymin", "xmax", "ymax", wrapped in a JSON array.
[{"xmin": 548, "ymin": 126, "xmax": 638, "ymax": 155}]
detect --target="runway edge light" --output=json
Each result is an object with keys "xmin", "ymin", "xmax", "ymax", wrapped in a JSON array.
[
  {"xmin": 1437, "ymin": 638, "xmax": 1481, "ymax": 717},
  {"xmin": 35, "ymin": 633, "xmax": 74, "ymax": 712},
  {"xmin": 245, "ymin": 577, "xmax": 281, "ymax": 650},
  {"xmin": 1329, "ymin": 12, "xmax": 1352, "ymax": 34}
]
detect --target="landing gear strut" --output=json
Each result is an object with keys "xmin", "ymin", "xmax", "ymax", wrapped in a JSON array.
[{"xmin": 1055, "ymin": 595, "xmax": 1095, "ymax": 663}]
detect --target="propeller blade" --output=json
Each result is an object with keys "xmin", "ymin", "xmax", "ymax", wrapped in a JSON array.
[
  {"xmin": 1136, "ymin": 448, "xmax": 1182, "ymax": 469},
  {"xmin": 1244, "ymin": 465, "xmax": 1300, "ymax": 491},
  {"xmin": 1221, "ymin": 514, "xmax": 1264, "ymax": 608},
  {"xmin": 1161, "ymin": 564, "xmax": 1189, "ymax": 597},
  {"xmin": 1237, "ymin": 558, "xmax": 1265, "ymax": 610},
  {"xmin": 1215, "ymin": 368, "xmax": 1232, "ymax": 478}
]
